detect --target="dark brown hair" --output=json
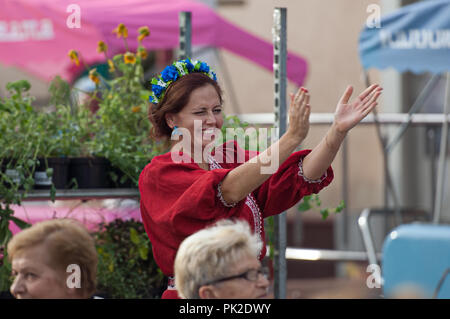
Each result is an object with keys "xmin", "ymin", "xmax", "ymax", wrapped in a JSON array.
[{"xmin": 148, "ymin": 72, "xmax": 223, "ymax": 141}]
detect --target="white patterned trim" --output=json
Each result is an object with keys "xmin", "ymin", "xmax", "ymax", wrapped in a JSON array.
[
  {"xmin": 298, "ymin": 157, "xmax": 327, "ymax": 183},
  {"xmin": 244, "ymin": 193, "xmax": 263, "ymax": 259},
  {"xmin": 217, "ymin": 182, "xmax": 237, "ymax": 208},
  {"xmin": 208, "ymin": 154, "xmax": 222, "ymax": 170},
  {"xmin": 208, "ymin": 155, "xmax": 263, "ymax": 258},
  {"xmin": 167, "ymin": 276, "xmax": 176, "ymax": 290}
]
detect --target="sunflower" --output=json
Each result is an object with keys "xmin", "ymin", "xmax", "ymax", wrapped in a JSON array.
[
  {"xmin": 97, "ymin": 41, "xmax": 107, "ymax": 53},
  {"xmin": 107, "ymin": 59, "xmax": 115, "ymax": 72},
  {"xmin": 68, "ymin": 50, "xmax": 80, "ymax": 66},
  {"xmin": 137, "ymin": 47, "xmax": 148, "ymax": 60},
  {"xmin": 113, "ymin": 23, "xmax": 128, "ymax": 38},
  {"xmin": 131, "ymin": 106, "xmax": 141, "ymax": 113},
  {"xmin": 124, "ymin": 52, "xmax": 136, "ymax": 64},
  {"xmin": 138, "ymin": 26, "xmax": 150, "ymax": 42},
  {"xmin": 89, "ymin": 69, "xmax": 100, "ymax": 84}
]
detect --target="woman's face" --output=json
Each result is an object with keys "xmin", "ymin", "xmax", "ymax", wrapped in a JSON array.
[
  {"xmin": 167, "ymin": 84, "xmax": 224, "ymax": 158},
  {"xmin": 10, "ymin": 244, "xmax": 79, "ymax": 299},
  {"xmin": 201, "ymin": 254, "xmax": 270, "ymax": 299}
]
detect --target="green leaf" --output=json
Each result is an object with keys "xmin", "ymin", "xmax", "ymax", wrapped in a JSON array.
[
  {"xmin": 320, "ymin": 209, "xmax": 329, "ymax": 220},
  {"xmin": 335, "ymin": 200, "xmax": 346, "ymax": 213},
  {"xmin": 50, "ymin": 184, "xmax": 56, "ymax": 202},
  {"xmin": 8, "ymin": 215, "xmax": 31, "ymax": 230},
  {"xmin": 129, "ymin": 227, "xmax": 140, "ymax": 245},
  {"xmin": 109, "ymin": 171, "xmax": 118, "ymax": 182},
  {"xmin": 139, "ymin": 90, "xmax": 151, "ymax": 100},
  {"xmin": 139, "ymin": 245, "xmax": 148, "ymax": 260},
  {"xmin": 46, "ymin": 168, "xmax": 53, "ymax": 178},
  {"xmin": 298, "ymin": 196, "xmax": 312, "ymax": 212},
  {"xmin": 0, "ymin": 228, "xmax": 12, "ymax": 246},
  {"xmin": 314, "ymin": 194, "xmax": 322, "ymax": 207}
]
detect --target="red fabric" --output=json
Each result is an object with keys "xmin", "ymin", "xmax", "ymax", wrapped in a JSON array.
[
  {"xmin": 161, "ymin": 290, "xmax": 180, "ymax": 299},
  {"xmin": 139, "ymin": 141, "xmax": 333, "ymax": 299}
]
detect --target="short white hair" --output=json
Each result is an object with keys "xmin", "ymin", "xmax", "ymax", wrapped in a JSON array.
[{"xmin": 174, "ymin": 219, "xmax": 261, "ymax": 299}]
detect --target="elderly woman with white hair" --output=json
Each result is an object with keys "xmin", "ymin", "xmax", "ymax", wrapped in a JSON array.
[{"xmin": 174, "ymin": 219, "xmax": 270, "ymax": 299}]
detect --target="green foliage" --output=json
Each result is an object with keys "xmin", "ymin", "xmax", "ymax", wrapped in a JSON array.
[
  {"xmin": 220, "ymin": 115, "xmax": 274, "ymax": 152},
  {"xmin": 298, "ymin": 194, "xmax": 345, "ymax": 220},
  {"xmin": 42, "ymin": 76, "xmax": 96, "ymax": 157},
  {"xmin": 94, "ymin": 219, "xmax": 165, "ymax": 298},
  {"xmin": 63, "ymin": 28, "xmax": 167, "ymax": 187},
  {"xmin": 88, "ymin": 59, "xmax": 163, "ymax": 186},
  {"xmin": 0, "ymin": 247, "xmax": 12, "ymax": 292},
  {"xmin": 0, "ymin": 80, "xmax": 36, "ymax": 291}
]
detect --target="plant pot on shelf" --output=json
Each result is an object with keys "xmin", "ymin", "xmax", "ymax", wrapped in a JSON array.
[
  {"xmin": 34, "ymin": 157, "xmax": 70, "ymax": 190},
  {"xmin": 69, "ymin": 157, "xmax": 111, "ymax": 189},
  {"xmin": 108, "ymin": 165, "xmax": 135, "ymax": 189},
  {"xmin": 1, "ymin": 158, "xmax": 29, "ymax": 190}
]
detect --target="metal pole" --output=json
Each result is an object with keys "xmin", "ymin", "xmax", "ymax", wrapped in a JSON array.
[
  {"xmin": 342, "ymin": 139, "xmax": 349, "ymax": 248},
  {"xmin": 428, "ymin": 127, "xmax": 437, "ymax": 215},
  {"xmin": 272, "ymin": 7, "xmax": 287, "ymax": 299},
  {"xmin": 363, "ymin": 72, "xmax": 402, "ymax": 225},
  {"xmin": 178, "ymin": 12, "xmax": 192, "ymax": 59},
  {"xmin": 433, "ymin": 72, "xmax": 450, "ymax": 224},
  {"xmin": 335, "ymin": 138, "xmax": 349, "ymax": 277},
  {"xmin": 385, "ymin": 75, "xmax": 441, "ymax": 153},
  {"xmin": 235, "ymin": 112, "xmax": 450, "ymax": 126}
]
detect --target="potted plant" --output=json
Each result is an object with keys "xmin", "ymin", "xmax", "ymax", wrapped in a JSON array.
[
  {"xmin": 95, "ymin": 219, "xmax": 165, "ymax": 298},
  {"xmin": 0, "ymin": 80, "xmax": 34, "ymax": 295},
  {"xmin": 0, "ymin": 80, "xmax": 40, "ymax": 191},
  {"xmin": 33, "ymin": 76, "xmax": 99, "ymax": 190},
  {"xmin": 46, "ymin": 75, "xmax": 112, "ymax": 189},
  {"xmin": 68, "ymin": 24, "xmax": 166, "ymax": 188}
]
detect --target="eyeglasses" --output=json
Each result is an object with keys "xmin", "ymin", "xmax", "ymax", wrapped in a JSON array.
[{"xmin": 206, "ymin": 267, "xmax": 269, "ymax": 286}]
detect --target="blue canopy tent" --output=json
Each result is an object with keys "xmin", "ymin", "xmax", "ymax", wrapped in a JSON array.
[
  {"xmin": 358, "ymin": 0, "xmax": 450, "ymax": 298},
  {"xmin": 360, "ymin": 0, "xmax": 450, "ymax": 74}
]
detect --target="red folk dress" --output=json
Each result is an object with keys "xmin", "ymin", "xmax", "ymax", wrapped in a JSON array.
[{"xmin": 139, "ymin": 141, "xmax": 334, "ymax": 299}]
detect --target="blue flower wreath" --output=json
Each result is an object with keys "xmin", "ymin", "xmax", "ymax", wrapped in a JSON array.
[{"xmin": 149, "ymin": 58, "xmax": 218, "ymax": 104}]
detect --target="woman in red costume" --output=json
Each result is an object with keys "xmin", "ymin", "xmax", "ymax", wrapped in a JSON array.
[{"xmin": 139, "ymin": 59, "xmax": 382, "ymax": 299}]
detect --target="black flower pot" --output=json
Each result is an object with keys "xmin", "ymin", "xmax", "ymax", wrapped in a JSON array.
[
  {"xmin": 69, "ymin": 157, "xmax": 111, "ymax": 189},
  {"xmin": 34, "ymin": 157, "xmax": 70, "ymax": 189},
  {"xmin": 108, "ymin": 165, "xmax": 135, "ymax": 188},
  {"xmin": 1, "ymin": 158, "xmax": 27, "ymax": 189}
]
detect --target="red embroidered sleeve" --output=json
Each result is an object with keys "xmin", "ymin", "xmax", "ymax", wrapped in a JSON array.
[{"xmin": 253, "ymin": 149, "xmax": 334, "ymax": 218}]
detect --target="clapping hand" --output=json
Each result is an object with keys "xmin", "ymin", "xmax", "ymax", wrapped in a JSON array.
[
  {"xmin": 333, "ymin": 84, "xmax": 382, "ymax": 134},
  {"xmin": 287, "ymin": 87, "xmax": 311, "ymax": 144}
]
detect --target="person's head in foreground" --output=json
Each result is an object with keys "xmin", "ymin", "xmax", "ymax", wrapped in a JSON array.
[
  {"xmin": 8, "ymin": 219, "xmax": 98, "ymax": 299},
  {"xmin": 174, "ymin": 219, "xmax": 270, "ymax": 299}
]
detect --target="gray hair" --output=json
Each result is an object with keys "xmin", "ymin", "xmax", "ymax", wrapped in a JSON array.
[{"xmin": 174, "ymin": 219, "xmax": 261, "ymax": 299}]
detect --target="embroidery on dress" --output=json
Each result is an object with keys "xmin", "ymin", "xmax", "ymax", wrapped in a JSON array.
[
  {"xmin": 298, "ymin": 157, "xmax": 327, "ymax": 183},
  {"xmin": 208, "ymin": 155, "xmax": 263, "ymax": 258}
]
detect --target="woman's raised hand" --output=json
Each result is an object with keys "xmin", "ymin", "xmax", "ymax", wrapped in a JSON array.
[
  {"xmin": 286, "ymin": 87, "xmax": 311, "ymax": 144},
  {"xmin": 333, "ymin": 84, "xmax": 383, "ymax": 134}
]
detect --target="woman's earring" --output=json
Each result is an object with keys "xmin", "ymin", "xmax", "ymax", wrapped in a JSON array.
[{"xmin": 171, "ymin": 126, "xmax": 182, "ymax": 137}]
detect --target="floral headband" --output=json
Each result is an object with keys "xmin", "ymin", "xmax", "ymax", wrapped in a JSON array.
[{"xmin": 149, "ymin": 58, "xmax": 217, "ymax": 104}]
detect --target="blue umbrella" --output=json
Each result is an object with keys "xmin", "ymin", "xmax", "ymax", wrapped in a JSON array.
[{"xmin": 359, "ymin": 0, "xmax": 450, "ymax": 74}]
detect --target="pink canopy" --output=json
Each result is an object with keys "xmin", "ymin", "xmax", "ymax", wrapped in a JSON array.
[{"xmin": 0, "ymin": 0, "xmax": 307, "ymax": 85}]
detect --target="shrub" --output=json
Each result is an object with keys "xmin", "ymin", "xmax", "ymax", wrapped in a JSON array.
[{"xmin": 94, "ymin": 219, "xmax": 165, "ymax": 299}]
